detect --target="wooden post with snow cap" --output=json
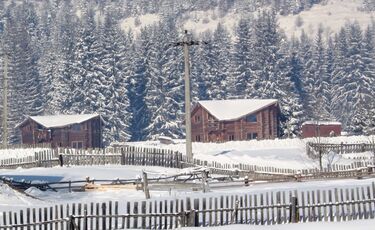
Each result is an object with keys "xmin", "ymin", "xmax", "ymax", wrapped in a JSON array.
[{"xmin": 142, "ymin": 170, "xmax": 150, "ymax": 199}]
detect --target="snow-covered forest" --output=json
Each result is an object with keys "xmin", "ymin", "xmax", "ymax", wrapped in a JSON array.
[{"xmin": 0, "ymin": 0, "xmax": 374, "ymax": 145}]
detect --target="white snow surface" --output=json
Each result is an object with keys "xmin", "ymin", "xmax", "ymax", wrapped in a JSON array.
[
  {"xmin": 197, "ymin": 99, "xmax": 278, "ymax": 121},
  {"xmin": 118, "ymin": 0, "xmax": 374, "ymax": 40},
  {"xmin": 278, "ymin": 0, "xmax": 375, "ymax": 38},
  {"xmin": 302, "ymin": 120, "xmax": 342, "ymax": 125},
  {"xmin": 29, "ymin": 114, "xmax": 100, "ymax": 128}
]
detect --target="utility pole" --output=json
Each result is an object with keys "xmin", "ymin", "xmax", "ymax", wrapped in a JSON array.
[
  {"xmin": 172, "ymin": 30, "xmax": 206, "ymax": 162},
  {"xmin": 2, "ymin": 54, "xmax": 7, "ymax": 148},
  {"xmin": 1, "ymin": 18, "xmax": 8, "ymax": 148}
]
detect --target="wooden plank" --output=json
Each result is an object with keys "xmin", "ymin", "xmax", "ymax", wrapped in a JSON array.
[
  {"xmin": 334, "ymin": 189, "xmax": 340, "ymax": 222},
  {"xmin": 276, "ymin": 192, "xmax": 281, "ymax": 224},
  {"xmin": 169, "ymin": 200, "xmax": 174, "ymax": 228},
  {"xmin": 300, "ymin": 191, "xmax": 306, "ymax": 222},
  {"xmin": 350, "ymin": 188, "xmax": 356, "ymax": 220},
  {"xmin": 126, "ymin": 202, "xmax": 131, "ymax": 228},
  {"xmin": 260, "ymin": 194, "xmax": 264, "ymax": 225},
  {"xmin": 153, "ymin": 200, "xmax": 158, "ymax": 229},
  {"xmin": 2, "ymin": 211, "xmax": 6, "ymax": 227},
  {"xmin": 96, "ymin": 203, "xmax": 100, "ymax": 229},
  {"xmin": 175, "ymin": 199, "xmax": 179, "ymax": 228},
  {"xmin": 115, "ymin": 202, "xmax": 119, "ymax": 230},
  {"xmin": 208, "ymin": 197, "xmax": 213, "ymax": 226},
  {"xmin": 367, "ymin": 186, "xmax": 374, "ymax": 219},
  {"xmin": 357, "ymin": 187, "xmax": 363, "ymax": 219},
  {"xmin": 361, "ymin": 187, "xmax": 368, "ymax": 220},
  {"xmin": 328, "ymin": 190, "xmax": 334, "ymax": 221},
  {"xmin": 43, "ymin": 207, "xmax": 48, "ymax": 230},
  {"xmin": 159, "ymin": 200, "xmax": 163, "ymax": 229},
  {"xmin": 141, "ymin": 201, "xmax": 147, "ymax": 229},
  {"xmin": 282, "ymin": 191, "xmax": 286, "ymax": 223},
  {"xmin": 133, "ymin": 201, "xmax": 138, "ymax": 229},
  {"xmin": 19, "ymin": 210, "xmax": 24, "ymax": 230},
  {"xmin": 225, "ymin": 196, "xmax": 229, "ymax": 225},
  {"xmin": 219, "ymin": 196, "xmax": 224, "ymax": 226},
  {"xmin": 254, "ymin": 194, "xmax": 258, "ymax": 225},
  {"xmin": 202, "ymin": 198, "xmax": 206, "ymax": 226},
  {"xmin": 108, "ymin": 201, "xmax": 112, "ymax": 230},
  {"xmin": 148, "ymin": 201, "xmax": 153, "ymax": 229},
  {"xmin": 316, "ymin": 190, "xmax": 323, "ymax": 222}
]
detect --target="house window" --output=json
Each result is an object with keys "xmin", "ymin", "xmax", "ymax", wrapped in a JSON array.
[
  {"xmin": 72, "ymin": 124, "xmax": 81, "ymax": 131},
  {"xmin": 195, "ymin": 135, "xmax": 201, "ymax": 142},
  {"xmin": 246, "ymin": 114, "xmax": 257, "ymax": 123},
  {"xmin": 194, "ymin": 115, "xmax": 201, "ymax": 123},
  {"xmin": 247, "ymin": 133, "xmax": 258, "ymax": 140},
  {"xmin": 72, "ymin": 141, "xmax": 83, "ymax": 149},
  {"xmin": 208, "ymin": 114, "xmax": 214, "ymax": 122},
  {"xmin": 228, "ymin": 134, "xmax": 235, "ymax": 141}
]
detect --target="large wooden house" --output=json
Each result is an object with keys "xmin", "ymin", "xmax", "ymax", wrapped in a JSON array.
[
  {"xmin": 17, "ymin": 114, "xmax": 103, "ymax": 148},
  {"xmin": 191, "ymin": 99, "xmax": 279, "ymax": 142}
]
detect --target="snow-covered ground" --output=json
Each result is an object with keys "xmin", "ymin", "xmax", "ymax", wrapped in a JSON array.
[
  {"xmin": 128, "ymin": 136, "xmax": 375, "ymax": 170},
  {"xmin": 1, "ymin": 165, "xmax": 375, "ymax": 213}
]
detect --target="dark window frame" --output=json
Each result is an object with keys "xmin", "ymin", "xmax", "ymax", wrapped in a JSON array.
[{"xmin": 246, "ymin": 114, "xmax": 257, "ymax": 123}]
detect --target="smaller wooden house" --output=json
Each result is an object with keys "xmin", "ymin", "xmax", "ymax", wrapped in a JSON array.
[
  {"xmin": 17, "ymin": 114, "xmax": 103, "ymax": 148},
  {"xmin": 301, "ymin": 121, "xmax": 341, "ymax": 138}
]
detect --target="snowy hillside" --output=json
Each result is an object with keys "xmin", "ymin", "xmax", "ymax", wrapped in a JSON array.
[
  {"xmin": 119, "ymin": 0, "xmax": 375, "ymax": 39},
  {"xmin": 279, "ymin": 0, "xmax": 375, "ymax": 38}
]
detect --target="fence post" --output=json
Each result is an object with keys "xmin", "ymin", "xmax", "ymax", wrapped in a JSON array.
[
  {"xmin": 142, "ymin": 171, "xmax": 150, "ymax": 199},
  {"xmin": 69, "ymin": 215, "xmax": 76, "ymax": 230},
  {"xmin": 59, "ymin": 154, "xmax": 64, "ymax": 167},
  {"xmin": 121, "ymin": 148, "xmax": 125, "ymax": 165},
  {"xmin": 290, "ymin": 196, "xmax": 299, "ymax": 223}
]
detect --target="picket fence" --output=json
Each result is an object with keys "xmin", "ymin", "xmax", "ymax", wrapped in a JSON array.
[
  {"xmin": 1, "ymin": 146, "xmax": 375, "ymax": 181},
  {"xmin": 1, "ymin": 183, "xmax": 375, "ymax": 229}
]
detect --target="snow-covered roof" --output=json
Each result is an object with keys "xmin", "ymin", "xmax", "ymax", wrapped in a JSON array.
[
  {"xmin": 302, "ymin": 121, "xmax": 342, "ymax": 126},
  {"xmin": 18, "ymin": 114, "xmax": 101, "ymax": 128},
  {"xmin": 197, "ymin": 99, "xmax": 278, "ymax": 121}
]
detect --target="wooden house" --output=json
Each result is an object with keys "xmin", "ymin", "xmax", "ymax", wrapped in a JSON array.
[
  {"xmin": 301, "ymin": 121, "xmax": 341, "ymax": 138},
  {"xmin": 191, "ymin": 99, "xmax": 279, "ymax": 142},
  {"xmin": 17, "ymin": 114, "xmax": 103, "ymax": 148}
]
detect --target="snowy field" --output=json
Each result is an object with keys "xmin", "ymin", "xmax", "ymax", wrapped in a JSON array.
[
  {"xmin": 2, "ymin": 164, "xmax": 375, "ymax": 214},
  {"xmin": 128, "ymin": 135, "xmax": 375, "ymax": 169}
]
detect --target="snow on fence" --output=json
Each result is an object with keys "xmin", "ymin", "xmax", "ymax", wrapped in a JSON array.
[
  {"xmin": 1, "ymin": 183, "xmax": 375, "ymax": 229},
  {"xmin": 0, "ymin": 150, "xmax": 58, "ymax": 169},
  {"xmin": 307, "ymin": 142, "xmax": 375, "ymax": 157},
  {"xmin": 0, "ymin": 143, "xmax": 51, "ymax": 150}
]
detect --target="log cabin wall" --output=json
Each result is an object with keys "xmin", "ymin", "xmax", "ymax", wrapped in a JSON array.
[
  {"xmin": 191, "ymin": 104, "xmax": 279, "ymax": 143},
  {"xmin": 19, "ymin": 117, "xmax": 102, "ymax": 148}
]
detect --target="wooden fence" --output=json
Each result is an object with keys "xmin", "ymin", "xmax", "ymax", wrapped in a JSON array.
[
  {"xmin": 0, "ymin": 150, "xmax": 58, "ymax": 169},
  {"xmin": 307, "ymin": 142, "xmax": 375, "ymax": 157},
  {"xmin": 1, "ymin": 183, "xmax": 375, "ymax": 229}
]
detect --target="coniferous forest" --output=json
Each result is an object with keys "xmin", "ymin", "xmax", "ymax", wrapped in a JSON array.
[{"xmin": 0, "ymin": 0, "xmax": 374, "ymax": 145}]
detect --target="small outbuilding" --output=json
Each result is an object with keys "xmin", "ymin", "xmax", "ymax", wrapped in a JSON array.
[
  {"xmin": 17, "ymin": 114, "xmax": 103, "ymax": 148},
  {"xmin": 301, "ymin": 121, "xmax": 341, "ymax": 138}
]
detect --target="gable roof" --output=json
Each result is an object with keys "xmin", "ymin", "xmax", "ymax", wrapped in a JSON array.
[
  {"xmin": 17, "ymin": 114, "xmax": 101, "ymax": 129},
  {"xmin": 197, "ymin": 99, "xmax": 278, "ymax": 121}
]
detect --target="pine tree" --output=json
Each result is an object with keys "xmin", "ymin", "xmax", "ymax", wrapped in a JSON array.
[{"xmin": 232, "ymin": 17, "xmax": 255, "ymax": 99}]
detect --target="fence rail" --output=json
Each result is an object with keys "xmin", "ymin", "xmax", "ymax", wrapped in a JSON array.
[
  {"xmin": 307, "ymin": 142, "xmax": 375, "ymax": 157},
  {"xmin": 1, "ymin": 183, "xmax": 375, "ymax": 229}
]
